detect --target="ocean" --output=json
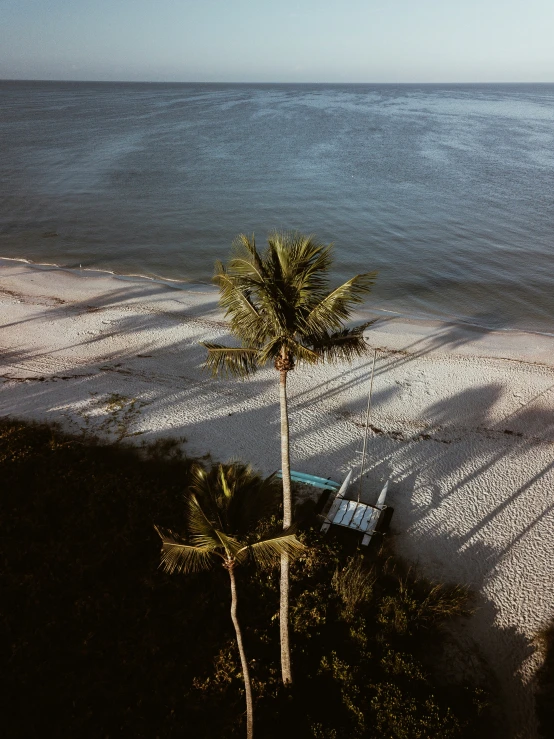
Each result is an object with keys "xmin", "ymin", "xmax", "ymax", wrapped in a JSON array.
[{"xmin": 1, "ymin": 80, "xmax": 553, "ymax": 333}]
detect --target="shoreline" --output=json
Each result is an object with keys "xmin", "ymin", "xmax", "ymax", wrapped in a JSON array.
[
  {"xmin": 2, "ymin": 255, "xmax": 553, "ymax": 343},
  {"xmin": 1, "ymin": 258, "xmax": 553, "ymax": 737}
]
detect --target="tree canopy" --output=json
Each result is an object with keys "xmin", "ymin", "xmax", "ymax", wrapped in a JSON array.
[{"xmin": 204, "ymin": 232, "xmax": 377, "ymax": 376}]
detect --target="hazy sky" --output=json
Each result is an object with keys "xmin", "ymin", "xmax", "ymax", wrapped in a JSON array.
[{"xmin": 1, "ymin": 0, "xmax": 553, "ymax": 83}]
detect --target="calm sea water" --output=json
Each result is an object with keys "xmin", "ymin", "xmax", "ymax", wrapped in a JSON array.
[{"xmin": 1, "ymin": 81, "xmax": 553, "ymax": 333}]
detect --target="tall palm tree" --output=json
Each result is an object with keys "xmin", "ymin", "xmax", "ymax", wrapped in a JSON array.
[
  {"xmin": 203, "ymin": 232, "xmax": 376, "ymax": 685},
  {"xmin": 155, "ymin": 462, "xmax": 305, "ymax": 739}
]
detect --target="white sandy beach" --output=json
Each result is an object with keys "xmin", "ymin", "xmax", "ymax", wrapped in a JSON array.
[{"xmin": 1, "ymin": 258, "xmax": 553, "ymax": 737}]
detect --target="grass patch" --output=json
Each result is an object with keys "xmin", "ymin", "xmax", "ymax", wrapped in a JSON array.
[{"xmin": 0, "ymin": 418, "xmax": 494, "ymax": 738}]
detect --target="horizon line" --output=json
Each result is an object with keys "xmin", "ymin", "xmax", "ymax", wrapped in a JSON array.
[{"xmin": 2, "ymin": 78, "xmax": 554, "ymax": 86}]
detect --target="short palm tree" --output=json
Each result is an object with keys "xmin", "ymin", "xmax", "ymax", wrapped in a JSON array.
[
  {"xmin": 203, "ymin": 232, "xmax": 376, "ymax": 684},
  {"xmin": 155, "ymin": 462, "xmax": 305, "ymax": 739}
]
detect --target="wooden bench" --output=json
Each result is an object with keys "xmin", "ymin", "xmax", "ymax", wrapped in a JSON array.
[{"xmin": 321, "ymin": 470, "xmax": 389, "ymax": 545}]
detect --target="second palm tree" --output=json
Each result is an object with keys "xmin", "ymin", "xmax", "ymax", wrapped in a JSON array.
[{"xmin": 155, "ymin": 462, "xmax": 305, "ymax": 738}]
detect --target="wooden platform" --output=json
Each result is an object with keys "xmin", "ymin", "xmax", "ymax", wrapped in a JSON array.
[{"xmin": 321, "ymin": 470, "xmax": 389, "ymax": 545}]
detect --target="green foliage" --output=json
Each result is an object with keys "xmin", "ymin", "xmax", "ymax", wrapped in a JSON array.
[
  {"xmin": 332, "ymin": 555, "xmax": 377, "ymax": 620},
  {"xmin": 204, "ymin": 232, "xmax": 377, "ymax": 376},
  {"xmin": 376, "ymin": 578, "xmax": 469, "ymax": 638},
  {"xmin": 1, "ymin": 420, "xmax": 494, "ymax": 738},
  {"xmin": 156, "ymin": 463, "xmax": 305, "ymax": 574}
]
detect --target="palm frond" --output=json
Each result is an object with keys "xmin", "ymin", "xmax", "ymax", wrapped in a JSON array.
[
  {"xmin": 188, "ymin": 463, "xmax": 212, "ymax": 501},
  {"xmin": 214, "ymin": 269, "xmax": 260, "ymax": 316},
  {"xmin": 303, "ymin": 272, "xmax": 377, "ymax": 335},
  {"xmin": 191, "ymin": 462, "xmax": 281, "ymax": 539},
  {"xmin": 238, "ymin": 530, "xmax": 307, "ymax": 569},
  {"xmin": 257, "ymin": 293, "xmax": 291, "ymax": 336},
  {"xmin": 193, "ymin": 464, "xmax": 276, "ymax": 535},
  {"xmin": 276, "ymin": 233, "xmax": 332, "ymax": 296},
  {"xmin": 229, "ymin": 233, "xmax": 319, "ymax": 339},
  {"xmin": 219, "ymin": 464, "xmax": 233, "ymax": 499},
  {"xmin": 187, "ymin": 494, "xmax": 243, "ymax": 557},
  {"xmin": 289, "ymin": 338, "xmax": 321, "ymax": 364},
  {"xmin": 243, "ymin": 264, "xmax": 292, "ymax": 336},
  {"xmin": 255, "ymin": 336, "xmax": 286, "ymax": 365},
  {"xmin": 213, "ymin": 267, "xmax": 266, "ymax": 341},
  {"xmin": 252, "ymin": 334, "xmax": 320, "ymax": 368},
  {"xmin": 154, "ymin": 525, "xmax": 214, "ymax": 574},
  {"xmin": 203, "ymin": 343, "xmax": 260, "ymax": 377},
  {"xmin": 189, "ymin": 464, "xmax": 227, "ymax": 531},
  {"xmin": 310, "ymin": 322, "xmax": 375, "ymax": 362},
  {"xmin": 228, "ymin": 233, "xmax": 267, "ymax": 284}
]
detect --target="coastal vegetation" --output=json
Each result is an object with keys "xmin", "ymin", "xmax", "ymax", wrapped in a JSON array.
[
  {"xmin": 155, "ymin": 462, "xmax": 305, "ymax": 738},
  {"xmin": 1, "ymin": 419, "xmax": 494, "ymax": 738},
  {"xmin": 204, "ymin": 231, "xmax": 376, "ymax": 684}
]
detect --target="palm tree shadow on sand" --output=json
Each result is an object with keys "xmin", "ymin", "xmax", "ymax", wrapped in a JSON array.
[
  {"xmin": 1, "ymin": 301, "xmax": 553, "ymax": 737},
  {"xmin": 284, "ymin": 379, "xmax": 552, "ymax": 739}
]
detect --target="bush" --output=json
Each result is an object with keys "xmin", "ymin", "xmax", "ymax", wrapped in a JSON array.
[{"xmin": 0, "ymin": 419, "xmax": 494, "ymax": 738}]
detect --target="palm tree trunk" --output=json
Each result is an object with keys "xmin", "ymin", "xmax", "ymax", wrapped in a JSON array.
[
  {"xmin": 228, "ymin": 565, "xmax": 254, "ymax": 739},
  {"xmin": 279, "ymin": 367, "xmax": 293, "ymax": 685}
]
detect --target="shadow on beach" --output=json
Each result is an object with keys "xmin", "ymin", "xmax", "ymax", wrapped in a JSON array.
[{"xmin": 1, "ymin": 300, "xmax": 553, "ymax": 738}]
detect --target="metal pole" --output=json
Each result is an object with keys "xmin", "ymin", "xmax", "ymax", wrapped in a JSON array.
[{"xmin": 358, "ymin": 349, "xmax": 377, "ymax": 502}]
